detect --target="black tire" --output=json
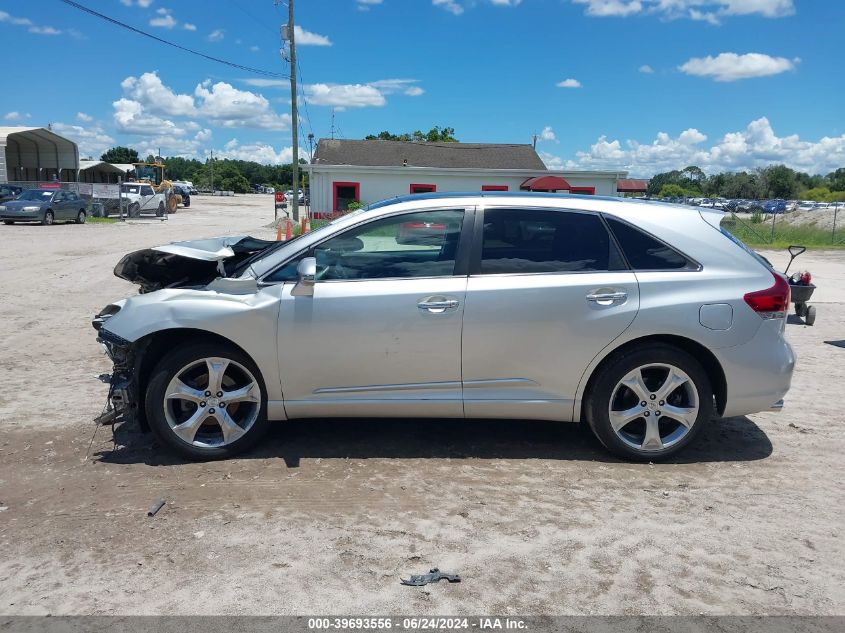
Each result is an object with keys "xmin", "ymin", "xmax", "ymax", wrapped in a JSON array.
[
  {"xmin": 795, "ymin": 302, "xmax": 806, "ymax": 317},
  {"xmin": 129, "ymin": 203, "xmax": 141, "ymax": 218},
  {"xmin": 156, "ymin": 202, "xmax": 165, "ymax": 217},
  {"xmin": 145, "ymin": 342, "xmax": 269, "ymax": 460},
  {"xmin": 805, "ymin": 305, "xmax": 816, "ymax": 326},
  {"xmin": 76, "ymin": 210, "xmax": 86, "ymax": 224},
  {"xmin": 42, "ymin": 210, "xmax": 54, "ymax": 226},
  {"xmin": 3, "ymin": 220, "xmax": 13, "ymax": 225},
  {"xmin": 585, "ymin": 344, "xmax": 713, "ymax": 461}
]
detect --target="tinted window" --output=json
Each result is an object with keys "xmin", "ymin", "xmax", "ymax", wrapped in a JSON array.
[
  {"xmin": 605, "ymin": 217, "xmax": 692, "ymax": 270},
  {"xmin": 478, "ymin": 209, "xmax": 624, "ymax": 274},
  {"xmin": 266, "ymin": 209, "xmax": 465, "ymax": 282},
  {"xmin": 316, "ymin": 209, "xmax": 464, "ymax": 280}
]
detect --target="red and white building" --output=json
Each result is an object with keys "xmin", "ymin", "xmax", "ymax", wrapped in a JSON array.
[{"xmin": 308, "ymin": 139, "xmax": 628, "ymax": 217}]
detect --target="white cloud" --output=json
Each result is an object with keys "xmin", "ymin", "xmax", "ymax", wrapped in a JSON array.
[
  {"xmin": 120, "ymin": 0, "xmax": 154, "ymax": 6},
  {"xmin": 183, "ymin": 22, "xmax": 197, "ymax": 31},
  {"xmin": 121, "ymin": 71, "xmax": 197, "ymax": 116},
  {"xmin": 112, "ymin": 98, "xmax": 187, "ymax": 136},
  {"xmin": 3, "ymin": 111, "xmax": 31, "ymax": 121},
  {"xmin": 51, "ymin": 121, "xmax": 115, "ymax": 159},
  {"xmin": 207, "ymin": 29, "xmax": 224, "ymax": 42},
  {"xmin": 540, "ymin": 117, "xmax": 845, "ymax": 177},
  {"xmin": 294, "ymin": 25, "xmax": 332, "ymax": 46},
  {"xmin": 405, "ymin": 86, "xmax": 425, "ymax": 96},
  {"xmin": 305, "ymin": 83, "xmax": 386, "ymax": 107},
  {"xmin": 216, "ymin": 139, "xmax": 294, "ymax": 165},
  {"xmin": 490, "ymin": 0, "xmax": 523, "ymax": 5},
  {"xmin": 76, "ymin": 112, "xmax": 93, "ymax": 122},
  {"xmin": 571, "ymin": 0, "xmax": 793, "ymax": 23},
  {"xmin": 539, "ymin": 126, "xmax": 557, "ymax": 142},
  {"xmin": 638, "ymin": 64, "xmax": 654, "ymax": 73},
  {"xmin": 0, "ymin": 10, "xmax": 63, "ymax": 34},
  {"xmin": 679, "ymin": 52, "xmax": 798, "ymax": 82},
  {"xmin": 357, "ymin": 0, "xmax": 383, "ymax": 10},
  {"xmin": 195, "ymin": 80, "xmax": 291, "ymax": 129},
  {"xmin": 557, "ymin": 78, "xmax": 582, "ymax": 88},
  {"xmin": 250, "ymin": 45, "xmax": 259, "ymax": 52},
  {"xmin": 29, "ymin": 25, "xmax": 61, "ymax": 35},
  {"xmin": 433, "ymin": 0, "xmax": 464, "ymax": 15},
  {"xmin": 149, "ymin": 8, "xmax": 176, "ymax": 29}
]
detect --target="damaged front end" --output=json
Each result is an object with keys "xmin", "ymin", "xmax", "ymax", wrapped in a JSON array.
[
  {"xmin": 93, "ymin": 234, "xmax": 279, "ymax": 428},
  {"xmin": 92, "ymin": 311, "xmax": 145, "ymax": 428}
]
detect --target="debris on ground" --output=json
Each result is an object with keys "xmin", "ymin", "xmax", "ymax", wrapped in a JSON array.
[
  {"xmin": 147, "ymin": 497, "xmax": 166, "ymax": 517},
  {"xmin": 400, "ymin": 568, "xmax": 461, "ymax": 586}
]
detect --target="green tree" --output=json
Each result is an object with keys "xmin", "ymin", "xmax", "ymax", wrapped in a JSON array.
[
  {"xmin": 100, "ymin": 146, "xmax": 139, "ymax": 164},
  {"xmin": 761, "ymin": 164, "xmax": 797, "ymax": 199},
  {"xmin": 658, "ymin": 184, "xmax": 688, "ymax": 198},
  {"xmin": 365, "ymin": 126, "xmax": 459, "ymax": 142}
]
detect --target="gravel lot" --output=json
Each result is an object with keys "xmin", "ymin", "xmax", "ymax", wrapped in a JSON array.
[{"xmin": 0, "ymin": 195, "xmax": 843, "ymax": 616}]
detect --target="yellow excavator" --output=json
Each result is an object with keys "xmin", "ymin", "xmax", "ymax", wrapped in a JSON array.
[{"xmin": 131, "ymin": 162, "xmax": 181, "ymax": 213}]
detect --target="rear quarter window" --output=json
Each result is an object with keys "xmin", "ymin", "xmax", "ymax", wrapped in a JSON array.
[{"xmin": 605, "ymin": 216, "xmax": 697, "ymax": 271}]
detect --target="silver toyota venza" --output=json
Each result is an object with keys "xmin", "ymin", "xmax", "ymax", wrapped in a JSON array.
[{"xmin": 93, "ymin": 193, "xmax": 795, "ymax": 461}]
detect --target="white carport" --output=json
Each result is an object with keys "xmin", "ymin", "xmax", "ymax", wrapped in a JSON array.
[
  {"xmin": 0, "ymin": 126, "xmax": 80, "ymax": 183},
  {"xmin": 79, "ymin": 159, "xmax": 133, "ymax": 184}
]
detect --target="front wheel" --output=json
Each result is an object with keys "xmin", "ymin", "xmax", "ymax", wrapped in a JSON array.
[
  {"xmin": 145, "ymin": 342, "xmax": 269, "ymax": 460},
  {"xmin": 42, "ymin": 210, "xmax": 54, "ymax": 226},
  {"xmin": 76, "ymin": 210, "xmax": 86, "ymax": 224},
  {"xmin": 128, "ymin": 203, "xmax": 141, "ymax": 218},
  {"xmin": 585, "ymin": 345, "xmax": 713, "ymax": 461}
]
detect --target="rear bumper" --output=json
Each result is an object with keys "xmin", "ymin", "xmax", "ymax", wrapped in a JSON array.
[{"xmin": 715, "ymin": 319, "xmax": 795, "ymax": 417}]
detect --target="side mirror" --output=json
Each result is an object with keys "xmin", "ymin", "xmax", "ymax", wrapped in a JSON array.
[{"xmin": 291, "ymin": 256, "xmax": 317, "ymax": 297}]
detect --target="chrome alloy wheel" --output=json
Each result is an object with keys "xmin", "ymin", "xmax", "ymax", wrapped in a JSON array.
[
  {"xmin": 163, "ymin": 357, "xmax": 261, "ymax": 448},
  {"xmin": 608, "ymin": 363, "xmax": 699, "ymax": 452}
]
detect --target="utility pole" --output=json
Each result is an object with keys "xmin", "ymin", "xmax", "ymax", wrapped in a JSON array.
[
  {"xmin": 287, "ymin": 0, "xmax": 299, "ymax": 222},
  {"xmin": 532, "ymin": 134, "xmax": 538, "ymax": 149},
  {"xmin": 331, "ymin": 108, "xmax": 335, "ymax": 140},
  {"xmin": 209, "ymin": 149, "xmax": 214, "ymax": 193}
]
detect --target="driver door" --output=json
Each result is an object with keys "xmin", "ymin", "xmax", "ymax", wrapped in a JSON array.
[{"xmin": 274, "ymin": 207, "xmax": 472, "ymax": 419}]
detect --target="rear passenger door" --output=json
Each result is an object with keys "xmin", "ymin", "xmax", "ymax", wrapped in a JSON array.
[{"xmin": 461, "ymin": 207, "xmax": 639, "ymax": 421}]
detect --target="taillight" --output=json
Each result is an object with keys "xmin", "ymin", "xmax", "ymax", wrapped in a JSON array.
[{"xmin": 743, "ymin": 272, "xmax": 790, "ymax": 319}]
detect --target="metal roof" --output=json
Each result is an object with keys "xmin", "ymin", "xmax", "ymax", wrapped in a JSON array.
[
  {"xmin": 0, "ymin": 126, "xmax": 79, "ymax": 183},
  {"xmin": 313, "ymin": 138, "xmax": 547, "ymax": 170},
  {"xmin": 79, "ymin": 160, "xmax": 132, "ymax": 173}
]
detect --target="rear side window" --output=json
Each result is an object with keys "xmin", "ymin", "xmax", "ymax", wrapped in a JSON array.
[
  {"xmin": 605, "ymin": 217, "xmax": 694, "ymax": 271},
  {"xmin": 478, "ymin": 208, "xmax": 625, "ymax": 274}
]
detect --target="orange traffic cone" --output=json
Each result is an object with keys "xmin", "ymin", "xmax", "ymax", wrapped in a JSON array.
[
  {"xmin": 276, "ymin": 221, "xmax": 283, "ymax": 241},
  {"xmin": 304, "ymin": 216, "xmax": 311, "ymax": 233},
  {"xmin": 285, "ymin": 219, "xmax": 292, "ymax": 241}
]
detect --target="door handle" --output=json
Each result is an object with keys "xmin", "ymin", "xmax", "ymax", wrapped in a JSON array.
[
  {"xmin": 586, "ymin": 291, "xmax": 627, "ymax": 305},
  {"xmin": 418, "ymin": 297, "xmax": 460, "ymax": 313}
]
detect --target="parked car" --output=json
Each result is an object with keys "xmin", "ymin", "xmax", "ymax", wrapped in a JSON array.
[
  {"xmin": 0, "ymin": 184, "xmax": 22, "ymax": 203},
  {"xmin": 172, "ymin": 184, "xmax": 191, "ymax": 208},
  {"xmin": 0, "ymin": 188, "xmax": 87, "ymax": 225},
  {"xmin": 93, "ymin": 193, "xmax": 795, "ymax": 462},
  {"xmin": 797, "ymin": 201, "xmax": 816, "ymax": 212},
  {"xmin": 763, "ymin": 199, "xmax": 787, "ymax": 214},
  {"xmin": 120, "ymin": 183, "xmax": 167, "ymax": 217}
]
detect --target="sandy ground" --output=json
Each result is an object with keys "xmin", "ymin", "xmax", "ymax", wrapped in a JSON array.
[{"xmin": 0, "ymin": 196, "xmax": 843, "ymax": 616}]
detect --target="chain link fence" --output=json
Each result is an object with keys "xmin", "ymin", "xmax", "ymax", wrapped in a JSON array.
[{"xmin": 722, "ymin": 204, "xmax": 845, "ymax": 247}]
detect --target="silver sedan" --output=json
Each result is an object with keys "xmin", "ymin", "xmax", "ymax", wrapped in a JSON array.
[{"xmin": 93, "ymin": 193, "xmax": 795, "ymax": 461}]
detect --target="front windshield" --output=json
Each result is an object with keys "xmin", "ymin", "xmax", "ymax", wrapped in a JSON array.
[{"xmin": 17, "ymin": 190, "xmax": 54, "ymax": 201}]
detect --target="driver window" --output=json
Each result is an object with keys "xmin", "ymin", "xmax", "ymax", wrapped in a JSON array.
[{"xmin": 315, "ymin": 209, "xmax": 464, "ymax": 281}]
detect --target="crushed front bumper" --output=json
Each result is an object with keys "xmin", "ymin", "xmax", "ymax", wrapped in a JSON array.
[{"xmin": 93, "ymin": 323, "xmax": 138, "ymax": 427}]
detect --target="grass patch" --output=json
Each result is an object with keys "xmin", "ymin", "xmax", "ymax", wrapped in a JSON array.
[
  {"xmin": 87, "ymin": 216, "xmax": 118, "ymax": 224},
  {"xmin": 722, "ymin": 217, "xmax": 845, "ymax": 250}
]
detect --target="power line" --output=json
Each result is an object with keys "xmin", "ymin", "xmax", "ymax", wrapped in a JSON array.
[
  {"xmin": 227, "ymin": 0, "xmax": 276, "ymax": 34},
  {"xmin": 58, "ymin": 0, "xmax": 289, "ymax": 78}
]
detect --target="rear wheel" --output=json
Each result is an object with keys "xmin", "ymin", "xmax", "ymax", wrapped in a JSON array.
[
  {"xmin": 805, "ymin": 305, "xmax": 816, "ymax": 326},
  {"xmin": 42, "ymin": 210, "xmax": 54, "ymax": 226},
  {"xmin": 168, "ymin": 196, "xmax": 178, "ymax": 214},
  {"xmin": 128, "ymin": 202, "xmax": 140, "ymax": 218},
  {"xmin": 156, "ymin": 202, "xmax": 165, "ymax": 217},
  {"xmin": 76, "ymin": 210, "xmax": 86, "ymax": 224},
  {"xmin": 145, "ymin": 342, "xmax": 269, "ymax": 460},
  {"xmin": 585, "ymin": 345, "xmax": 713, "ymax": 461},
  {"xmin": 3, "ymin": 220, "xmax": 13, "ymax": 225}
]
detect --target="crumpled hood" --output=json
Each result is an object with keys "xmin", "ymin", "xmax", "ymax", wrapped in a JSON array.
[{"xmin": 114, "ymin": 235, "xmax": 276, "ymax": 293}]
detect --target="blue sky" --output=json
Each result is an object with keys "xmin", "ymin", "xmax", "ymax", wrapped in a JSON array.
[{"xmin": 2, "ymin": 0, "xmax": 843, "ymax": 176}]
